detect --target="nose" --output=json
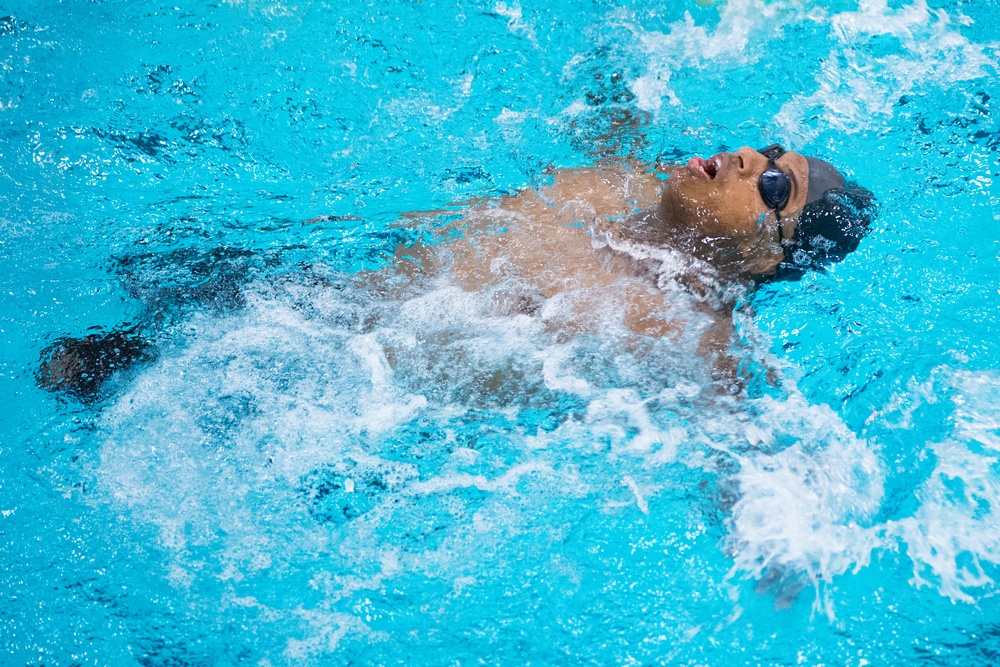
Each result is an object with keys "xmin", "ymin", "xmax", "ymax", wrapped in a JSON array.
[{"xmin": 734, "ymin": 146, "xmax": 767, "ymax": 176}]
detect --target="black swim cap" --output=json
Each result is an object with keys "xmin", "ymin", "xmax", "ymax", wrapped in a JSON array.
[
  {"xmin": 772, "ymin": 155, "xmax": 876, "ymax": 281},
  {"xmin": 804, "ymin": 157, "xmax": 846, "ymax": 204}
]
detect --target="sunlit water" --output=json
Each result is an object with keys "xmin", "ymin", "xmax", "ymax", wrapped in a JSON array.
[{"xmin": 2, "ymin": 1, "xmax": 999, "ymax": 665}]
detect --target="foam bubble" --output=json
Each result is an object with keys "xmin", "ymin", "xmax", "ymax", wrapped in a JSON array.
[
  {"xmin": 722, "ymin": 393, "xmax": 885, "ymax": 617},
  {"xmin": 888, "ymin": 369, "xmax": 1000, "ymax": 603},
  {"xmin": 718, "ymin": 370, "xmax": 1000, "ymax": 611},
  {"xmin": 626, "ymin": 0, "xmax": 803, "ymax": 114},
  {"xmin": 776, "ymin": 0, "xmax": 996, "ymax": 142},
  {"xmin": 494, "ymin": 2, "xmax": 537, "ymax": 45},
  {"xmin": 617, "ymin": 0, "xmax": 995, "ymax": 141},
  {"xmin": 92, "ymin": 264, "xmax": 996, "ymax": 648}
]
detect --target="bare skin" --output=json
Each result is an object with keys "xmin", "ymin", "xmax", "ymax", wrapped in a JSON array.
[
  {"xmin": 383, "ymin": 147, "xmax": 811, "ymax": 383},
  {"xmin": 660, "ymin": 146, "xmax": 808, "ymax": 275},
  {"xmin": 391, "ymin": 162, "xmax": 677, "ymax": 335}
]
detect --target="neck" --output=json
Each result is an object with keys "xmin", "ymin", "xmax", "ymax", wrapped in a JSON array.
[
  {"xmin": 595, "ymin": 208, "xmax": 754, "ymax": 307},
  {"xmin": 648, "ymin": 207, "xmax": 747, "ymax": 276}
]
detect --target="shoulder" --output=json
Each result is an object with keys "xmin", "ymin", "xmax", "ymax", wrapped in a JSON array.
[{"xmin": 535, "ymin": 162, "xmax": 663, "ymax": 220}]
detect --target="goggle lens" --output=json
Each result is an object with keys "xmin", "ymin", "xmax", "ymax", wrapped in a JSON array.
[
  {"xmin": 756, "ymin": 144, "xmax": 791, "ymax": 213},
  {"xmin": 759, "ymin": 168, "xmax": 791, "ymax": 211}
]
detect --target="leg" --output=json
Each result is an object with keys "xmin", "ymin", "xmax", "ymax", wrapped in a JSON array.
[{"xmin": 36, "ymin": 326, "xmax": 155, "ymax": 404}]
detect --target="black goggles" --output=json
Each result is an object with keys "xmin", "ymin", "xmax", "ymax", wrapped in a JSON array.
[{"xmin": 757, "ymin": 144, "xmax": 792, "ymax": 217}]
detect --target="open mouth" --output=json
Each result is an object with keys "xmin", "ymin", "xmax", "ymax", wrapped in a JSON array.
[
  {"xmin": 704, "ymin": 155, "xmax": 721, "ymax": 179},
  {"xmin": 687, "ymin": 154, "xmax": 723, "ymax": 180}
]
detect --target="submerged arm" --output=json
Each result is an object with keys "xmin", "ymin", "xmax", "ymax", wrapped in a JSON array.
[{"xmin": 696, "ymin": 303, "xmax": 741, "ymax": 391}]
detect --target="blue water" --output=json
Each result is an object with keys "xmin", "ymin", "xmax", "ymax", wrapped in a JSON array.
[{"xmin": 2, "ymin": 0, "xmax": 999, "ymax": 664}]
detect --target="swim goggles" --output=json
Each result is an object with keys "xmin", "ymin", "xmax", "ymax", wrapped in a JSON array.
[{"xmin": 757, "ymin": 144, "xmax": 792, "ymax": 243}]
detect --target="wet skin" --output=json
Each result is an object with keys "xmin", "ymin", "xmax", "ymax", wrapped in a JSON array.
[
  {"xmin": 660, "ymin": 147, "xmax": 809, "ymax": 275},
  {"xmin": 392, "ymin": 147, "xmax": 812, "ymax": 348}
]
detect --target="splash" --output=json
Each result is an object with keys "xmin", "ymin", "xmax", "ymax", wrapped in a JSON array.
[
  {"xmin": 723, "ymin": 393, "xmax": 884, "ymax": 618},
  {"xmin": 89, "ymin": 262, "xmax": 903, "ymax": 653},
  {"xmin": 626, "ymin": 0, "xmax": 813, "ymax": 114},
  {"xmin": 620, "ymin": 0, "xmax": 995, "ymax": 144},
  {"xmin": 888, "ymin": 369, "xmax": 1000, "ymax": 603},
  {"xmin": 776, "ymin": 0, "xmax": 996, "ymax": 142}
]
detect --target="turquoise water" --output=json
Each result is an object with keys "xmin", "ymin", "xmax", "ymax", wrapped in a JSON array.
[{"xmin": 2, "ymin": 0, "xmax": 1000, "ymax": 664}]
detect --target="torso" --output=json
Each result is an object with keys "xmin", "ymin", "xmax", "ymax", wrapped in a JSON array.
[
  {"xmin": 390, "ymin": 163, "xmax": 690, "ymax": 338},
  {"xmin": 448, "ymin": 164, "xmax": 663, "ymax": 292}
]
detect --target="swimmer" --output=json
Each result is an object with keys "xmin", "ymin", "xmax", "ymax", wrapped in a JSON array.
[
  {"xmin": 379, "ymin": 144, "xmax": 874, "ymax": 379},
  {"xmin": 36, "ymin": 144, "xmax": 875, "ymax": 401}
]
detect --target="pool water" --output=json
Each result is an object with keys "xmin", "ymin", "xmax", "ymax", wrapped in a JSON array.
[{"xmin": 2, "ymin": 0, "xmax": 999, "ymax": 665}]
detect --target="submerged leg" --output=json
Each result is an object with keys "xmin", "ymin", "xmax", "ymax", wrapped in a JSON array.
[{"xmin": 36, "ymin": 327, "xmax": 156, "ymax": 404}]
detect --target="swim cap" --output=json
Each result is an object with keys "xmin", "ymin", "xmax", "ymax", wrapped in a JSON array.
[
  {"xmin": 804, "ymin": 157, "xmax": 846, "ymax": 204},
  {"xmin": 772, "ymin": 155, "xmax": 876, "ymax": 280}
]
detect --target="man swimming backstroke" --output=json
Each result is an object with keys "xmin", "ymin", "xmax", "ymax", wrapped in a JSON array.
[
  {"xmin": 373, "ymin": 143, "xmax": 873, "ymax": 382},
  {"xmin": 36, "ymin": 144, "xmax": 875, "ymax": 401}
]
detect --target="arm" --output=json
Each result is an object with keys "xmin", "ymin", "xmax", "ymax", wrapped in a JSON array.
[
  {"xmin": 622, "ymin": 282, "xmax": 684, "ymax": 339},
  {"xmin": 696, "ymin": 302, "xmax": 785, "ymax": 394},
  {"xmin": 695, "ymin": 303, "xmax": 741, "ymax": 389}
]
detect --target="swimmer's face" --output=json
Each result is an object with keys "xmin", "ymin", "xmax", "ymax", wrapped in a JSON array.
[{"xmin": 660, "ymin": 146, "xmax": 809, "ymax": 275}]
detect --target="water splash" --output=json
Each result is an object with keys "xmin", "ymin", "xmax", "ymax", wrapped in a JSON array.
[
  {"xmin": 89, "ymin": 266, "xmax": 908, "ymax": 652},
  {"xmin": 776, "ymin": 0, "xmax": 996, "ymax": 142},
  {"xmin": 888, "ymin": 369, "xmax": 1000, "ymax": 603}
]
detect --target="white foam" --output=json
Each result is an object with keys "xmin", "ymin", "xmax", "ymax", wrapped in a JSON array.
[
  {"xmin": 494, "ymin": 2, "xmax": 537, "ymax": 45},
  {"xmin": 411, "ymin": 461, "xmax": 553, "ymax": 495},
  {"xmin": 285, "ymin": 610, "xmax": 373, "ymax": 658},
  {"xmin": 723, "ymin": 393, "xmax": 885, "ymax": 617},
  {"xmin": 88, "ymin": 260, "xmax": 1000, "ymax": 647},
  {"xmin": 540, "ymin": 341, "xmax": 594, "ymax": 396},
  {"xmin": 622, "ymin": 475, "xmax": 650, "ymax": 514},
  {"xmin": 887, "ymin": 369, "xmax": 1000, "ymax": 603},
  {"xmin": 626, "ymin": 0, "xmax": 802, "ymax": 114},
  {"xmin": 776, "ymin": 0, "xmax": 997, "ymax": 142},
  {"xmin": 613, "ymin": 0, "xmax": 995, "ymax": 139}
]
